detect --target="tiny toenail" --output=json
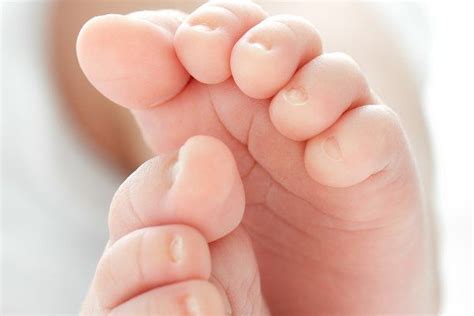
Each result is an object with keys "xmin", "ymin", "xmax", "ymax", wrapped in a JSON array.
[
  {"xmin": 188, "ymin": 20, "xmax": 217, "ymax": 32},
  {"xmin": 322, "ymin": 136, "xmax": 343, "ymax": 161},
  {"xmin": 185, "ymin": 295, "xmax": 201, "ymax": 315},
  {"xmin": 283, "ymin": 87, "xmax": 308, "ymax": 106},
  {"xmin": 169, "ymin": 235, "xmax": 184, "ymax": 263},
  {"xmin": 192, "ymin": 24, "xmax": 215, "ymax": 31},
  {"xmin": 247, "ymin": 37, "xmax": 272, "ymax": 51}
]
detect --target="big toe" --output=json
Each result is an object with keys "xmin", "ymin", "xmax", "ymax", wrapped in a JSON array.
[
  {"xmin": 76, "ymin": 11, "xmax": 190, "ymax": 108},
  {"xmin": 104, "ymin": 134, "xmax": 268, "ymax": 315},
  {"xmin": 108, "ymin": 135, "xmax": 245, "ymax": 243}
]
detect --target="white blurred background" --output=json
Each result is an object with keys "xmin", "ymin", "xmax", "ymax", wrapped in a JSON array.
[{"xmin": 422, "ymin": 2, "xmax": 473, "ymax": 314}]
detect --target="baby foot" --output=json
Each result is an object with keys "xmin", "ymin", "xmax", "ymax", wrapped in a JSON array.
[
  {"xmin": 77, "ymin": 1, "xmax": 436, "ymax": 314},
  {"xmin": 81, "ymin": 136, "xmax": 268, "ymax": 315}
]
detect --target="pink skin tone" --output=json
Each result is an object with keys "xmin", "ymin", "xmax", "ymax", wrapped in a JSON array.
[
  {"xmin": 77, "ymin": 1, "xmax": 436, "ymax": 315},
  {"xmin": 83, "ymin": 136, "xmax": 261, "ymax": 315}
]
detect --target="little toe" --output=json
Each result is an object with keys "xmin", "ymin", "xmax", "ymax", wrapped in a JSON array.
[{"xmin": 304, "ymin": 105, "xmax": 407, "ymax": 190}]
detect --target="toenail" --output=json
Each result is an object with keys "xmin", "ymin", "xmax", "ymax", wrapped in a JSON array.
[
  {"xmin": 187, "ymin": 19, "xmax": 218, "ymax": 32},
  {"xmin": 283, "ymin": 87, "xmax": 308, "ymax": 106},
  {"xmin": 190, "ymin": 23, "xmax": 216, "ymax": 31},
  {"xmin": 184, "ymin": 295, "xmax": 201, "ymax": 315},
  {"xmin": 247, "ymin": 36, "xmax": 272, "ymax": 51},
  {"xmin": 169, "ymin": 235, "xmax": 184, "ymax": 263},
  {"xmin": 322, "ymin": 136, "xmax": 343, "ymax": 161},
  {"xmin": 175, "ymin": 15, "xmax": 185, "ymax": 23}
]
